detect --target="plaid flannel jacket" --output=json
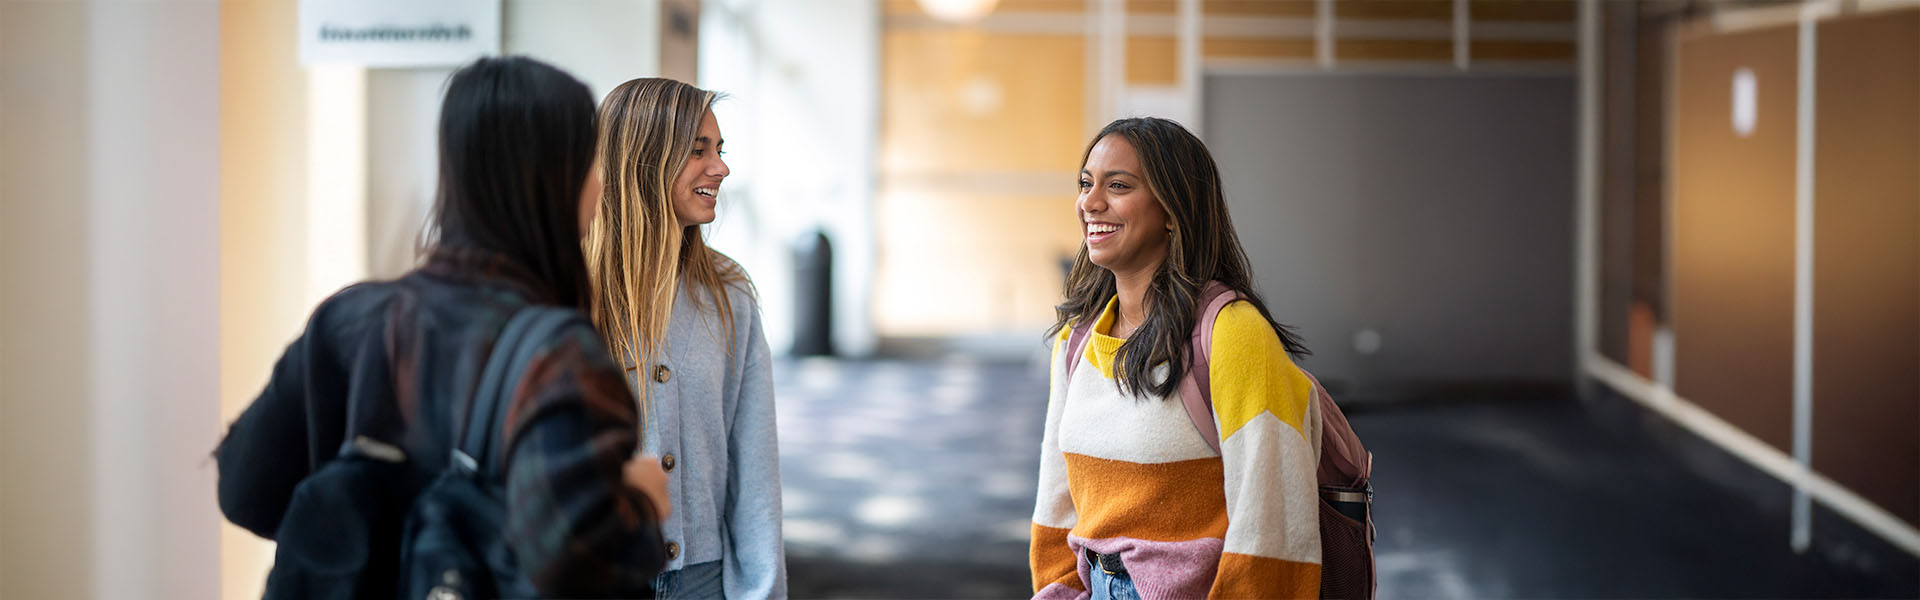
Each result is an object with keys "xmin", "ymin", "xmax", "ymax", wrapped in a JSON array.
[{"xmin": 216, "ymin": 246, "xmax": 666, "ymax": 596}]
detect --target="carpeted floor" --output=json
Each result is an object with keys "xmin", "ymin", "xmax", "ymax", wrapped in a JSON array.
[{"xmin": 770, "ymin": 357, "xmax": 1918, "ymax": 599}]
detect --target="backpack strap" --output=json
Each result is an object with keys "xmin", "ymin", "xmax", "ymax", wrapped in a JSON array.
[
  {"xmin": 1062, "ymin": 316, "xmax": 1098, "ymax": 384},
  {"xmin": 457, "ymin": 305, "xmax": 576, "ymax": 480},
  {"xmin": 1178, "ymin": 281, "xmax": 1243, "ymax": 455}
]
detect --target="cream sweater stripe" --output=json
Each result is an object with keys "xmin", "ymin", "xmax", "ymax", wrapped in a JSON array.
[
  {"xmin": 1033, "ymin": 330, "xmax": 1079, "ymax": 529},
  {"xmin": 1209, "ymin": 301, "xmax": 1324, "ymax": 572}
]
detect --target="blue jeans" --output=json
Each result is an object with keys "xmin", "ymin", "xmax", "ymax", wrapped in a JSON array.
[
  {"xmin": 652, "ymin": 560, "xmax": 723, "ymax": 599},
  {"xmin": 1087, "ymin": 551, "xmax": 1139, "ymax": 600}
]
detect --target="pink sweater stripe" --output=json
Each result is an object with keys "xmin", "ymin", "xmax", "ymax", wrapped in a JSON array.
[{"xmin": 1069, "ymin": 535, "xmax": 1224, "ymax": 600}]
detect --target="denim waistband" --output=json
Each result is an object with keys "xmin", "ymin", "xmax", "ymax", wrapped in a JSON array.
[{"xmin": 1084, "ymin": 548, "xmax": 1127, "ymax": 575}]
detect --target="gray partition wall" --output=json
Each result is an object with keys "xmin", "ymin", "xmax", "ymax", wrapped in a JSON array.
[{"xmin": 1203, "ymin": 73, "xmax": 1576, "ymax": 394}]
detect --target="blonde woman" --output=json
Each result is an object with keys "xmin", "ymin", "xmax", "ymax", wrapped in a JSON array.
[{"xmin": 586, "ymin": 78, "xmax": 786, "ymax": 599}]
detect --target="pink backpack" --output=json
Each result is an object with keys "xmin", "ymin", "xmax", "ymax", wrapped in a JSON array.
[{"xmin": 1064, "ymin": 281, "xmax": 1376, "ymax": 599}]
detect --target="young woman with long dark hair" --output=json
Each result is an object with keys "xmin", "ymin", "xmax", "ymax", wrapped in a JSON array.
[
  {"xmin": 1030, "ymin": 117, "xmax": 1321, "ymax": 599},
  {"xmin": 216, "ymin": 56, "xmax": 670, "ymax": 597}
]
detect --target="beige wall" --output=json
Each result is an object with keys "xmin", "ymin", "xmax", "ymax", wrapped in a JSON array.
[
  {"xmin": 2, "ymin": 4, "xmax": 98, "ymax": 598},
  {"xmin": 2, "ymin": 1, "xmax": 224, "ymax": 598}
]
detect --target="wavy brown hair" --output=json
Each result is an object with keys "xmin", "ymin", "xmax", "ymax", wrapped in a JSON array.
[
  {"xmin": 585, "ymin": 78, "xmax": 748, "ymax": 402},
  {"xmin": 1048, "ymin": 117, "xmax": 1309, "ymax": 399}
]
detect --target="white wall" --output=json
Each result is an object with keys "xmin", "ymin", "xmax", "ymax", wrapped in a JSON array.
[
  {"xmin": 367, "ymin": 68, "xmax": 454, "ymax": 280},
  {"xmin": 1, "ymin": 2, "xmax": 224, "ymax": 598},
  {"xmin": 700, "ymin": 0, "xmax": 881, "ymax": 357},
  {"xmin": 362, "ymin": 1, "xmax": 881, "ymax": 358},
  {"xmin": 362, "ymin": 1, "xmax": 664, "ymax": 280},
  {"xmin": 506, "ymin": 0, "xmax": 661, "ymax": 101}
]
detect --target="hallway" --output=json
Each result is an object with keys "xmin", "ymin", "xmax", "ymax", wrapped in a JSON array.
[{"xmin": 772, "ymin": 358, "xmax": 1919, "ymax": 598}]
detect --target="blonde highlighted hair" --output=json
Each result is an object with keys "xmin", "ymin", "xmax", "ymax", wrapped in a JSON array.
[{"xmin": 585, "ymin": 78, "xmax": 749, "ymax": 400}]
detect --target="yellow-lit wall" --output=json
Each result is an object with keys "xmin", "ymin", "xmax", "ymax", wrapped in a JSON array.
[
  {"xmin": 877, "ymin": 30, "xmax": 1088, "ymax": 334},
  {"xmin": 873, "ymin": 0, "xmax": 1577, "ymax": 337},
  {"xmin": 219, "ymin": 0, "xmax": 313, "ymax": 598}
]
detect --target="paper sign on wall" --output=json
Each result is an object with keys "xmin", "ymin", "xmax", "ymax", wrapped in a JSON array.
[
  {"xmin": 1732, "ymin": 68, "xmax": 1758, "ymax": 138},
  {"xmin": 300, "ymin": 0, "xmax": 501, "ymax": 67}
]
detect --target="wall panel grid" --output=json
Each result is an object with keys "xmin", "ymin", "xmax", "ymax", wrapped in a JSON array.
[
  {"xmin": 879, "ymin": 1, "xmax": 1577, "ymax": 336},
  {"xmin": 1582, "ymin": 3, "xmax": 1920, "ymax": 559},
  {"xmin": 884, "ymin": 0, "xmax": 1575, "ymax": 75}
]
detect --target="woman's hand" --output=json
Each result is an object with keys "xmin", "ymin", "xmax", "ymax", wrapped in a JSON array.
[{"xmin": 624, "ymin": 454, "xmax": 672, "ymax": 522}]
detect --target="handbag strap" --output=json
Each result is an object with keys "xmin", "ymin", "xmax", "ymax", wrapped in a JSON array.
[{"xmin": 456, "ymin": 305, "xmax": 575, "ymax": 480}]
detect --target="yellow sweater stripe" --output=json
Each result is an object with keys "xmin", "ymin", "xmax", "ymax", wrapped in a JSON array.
[
  {"xmin": 1209, "ymin": 301, "xmax": 1314, "ymax": 440},
  {"xmin": 1085, "ymin": 297, "xmax": 1124, "ymax": 379},
  {"xmin": 1071, "ymin": 297, "xmax": 1314, "ymax": 441}
]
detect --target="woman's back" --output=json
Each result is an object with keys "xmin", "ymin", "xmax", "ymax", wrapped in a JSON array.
[
  {"xmin": 216, "ymin": 246, "xmax": 666, "ymax": 595},
  {"xmin": 218, "ymin": 55, "xmax": 668, "ymax": 598}
]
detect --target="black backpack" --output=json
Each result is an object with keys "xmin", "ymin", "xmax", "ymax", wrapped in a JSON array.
[{"xmin": 263, "ymin": 306, "xmax": 572, "ymax": 600}]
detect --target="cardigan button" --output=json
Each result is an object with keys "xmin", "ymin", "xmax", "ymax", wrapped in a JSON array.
[
  {"xmin": 661, "ymin": 453, "xmax": 676, "ymax": 472},
  {"xmin": 666, "ymin": 541, "xmax": 680, "ymax": 560},
  {"xmin": 654, "ymin": 365, "xmax": 672, "ymax": 383}
]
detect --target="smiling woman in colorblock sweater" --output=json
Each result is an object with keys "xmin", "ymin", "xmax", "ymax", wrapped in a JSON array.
[{"xmin": 1031, "ymin": 117, "xmax": 1323, "ymax": 600}]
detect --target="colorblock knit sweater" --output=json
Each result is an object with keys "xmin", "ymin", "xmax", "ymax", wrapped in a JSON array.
[{"xmin": 1030, "ymin": 297, "xmax": 1323, "ymax": 599}]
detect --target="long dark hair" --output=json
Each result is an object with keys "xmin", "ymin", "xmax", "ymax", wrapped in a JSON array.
[
  {"xmin": 1048, "ymin": 117, "xmax": 1310, "ymax": 399},
  {"xmin": 423, "ymin": 55, "xmax": 599, "ymax": 311}
]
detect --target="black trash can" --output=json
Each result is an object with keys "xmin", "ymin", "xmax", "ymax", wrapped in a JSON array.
[{"xmin": 791, "ymin": 230, "xmax": 834, "ymax": 356}]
